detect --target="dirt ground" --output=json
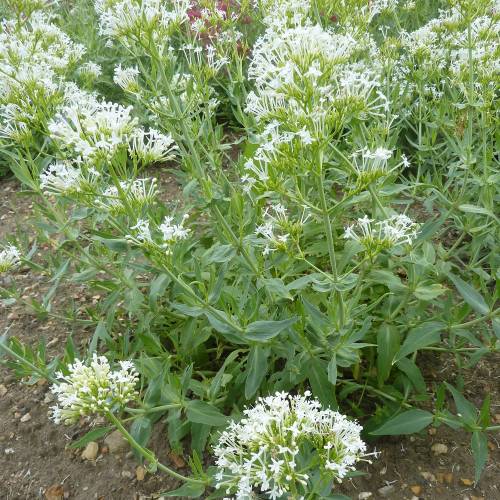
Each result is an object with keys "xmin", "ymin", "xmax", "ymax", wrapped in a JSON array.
[{"xmin": 1, "ymin": 175, "xmax": 499, "ymax": 500}]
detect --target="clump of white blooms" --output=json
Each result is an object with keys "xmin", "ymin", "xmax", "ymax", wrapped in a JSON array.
[
  {"xmin": 127, "ymin": 214, "xmax": 191, "ymax": 253},
  {"xmin": 40, "ymin": 161, "xmax": 100, "ymax": 195},
  {"xmin": 0, "ymin": 244, "xmax": 21, "ymax": 273},
  {"xmin": 344, "ymin": 214, "xmax": 418, "ymax": 253},
  {"xmin": 97, "ymin": 178, "xmax": 158, "ymax": 213},
  {"xmin": 351, "ymin": 147, "xmax": 394, "ymax": 186},
  {"xmin": 255, "ymin": 204, "xmax": 291, "ymax": 256},
  {"xmin": 214, "ymin": 391, "xmax": 369, "ymax": 499},
  {"xmin": 49, "ymin": 97, "xmax": 138, "ymax": 162},
  {"xmin": 78, "ymin": 61, "xmax": 102, "ymax": 81},
  {"xmin": 95, "ymin": 0, "xmax": 191, "ymax": 49},
  {"xmin": 129, "ymin": 128, "xmax": 177, "ymax": 164},
  {"xmin": 0, "ymin": 13, "xmax": 85, "ymax": 141},
  {"xmin": 50, "ymin": 354, "xmax": 139, "ymax": 424},
  {"xmin": 113, "ymin": 64, "xmax": 140, "ymax": 92}
]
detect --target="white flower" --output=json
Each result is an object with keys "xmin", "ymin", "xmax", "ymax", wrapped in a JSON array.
[
  {"xmin": 214, "ymin": 392, "xmax": 369, "ymax": 499},
  {"xmin": 79, "ymin": 61, "xmax": 102, "ymax": 80},
  {"xmin": 113, "ymin": 64, "xmax": 140, "ymax": 92},
  {"xmin": 159, "ymin": 214, "xmax": 190, "ymax": 250},
  {"xmin": 50, "ymin": 354, "xmax": 139, "ymax": 424},
  {"xmin": 351, "ymin": 147, "xmax": 394, "ymax": 185},
  {"xmin": 98, "ymin": 178, "xmax": 157, "ymax": 213},
  {"xmin": 49, "ymin": 98, "xmax": 138, "ymax": 162},
  {"xmin": 40, "ymin": 162, "xmax": 99, "ymax": 195},
  {"xmin": 129, "ymin": 128, "xmax": 177, "ymax": 164},
  {"xmin": 344, "ymin": 214, "xmax": 418, "ymax": 252},
  {"xmin": 0, "ymin": 244, "xmax": 21, "ymax": 273}
]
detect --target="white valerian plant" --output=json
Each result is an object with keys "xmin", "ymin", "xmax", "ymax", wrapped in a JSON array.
[
  {"xmin": 40, "ymin": 161, "xmax": 101, "ymax": 196},
  {"xmin": 97, "ymin": 178, "xmax": 158, "ymax": 214},
  {"xmin": 48, "ymin": 98, "xmax": 138, "ymax": 162},
  {"xmin": 344, "ymin": 214, "xmax": 419, "ymax": 255},
  {"xmin": 214, "ymin": 391, "xmax": 370, "ymax": 499},
  {"xmin": 0, "ymin": 244, "xmax": 21, "ymax": 273},
  {"xmin": 129, "ymin": 128, "xmax": 178, "ymax": 164},
  {"xmin": 50, "ymin": 354, "xmax": 139, "ymax": 424},
  {"xmin": 126, "ymin": 214, "xmax": 191, "ymax": 253}
]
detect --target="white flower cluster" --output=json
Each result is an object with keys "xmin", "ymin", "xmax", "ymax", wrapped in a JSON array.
[
  {"xmin": 95, "ymin": 0, "xmax": 191, "ymax": 47},
  {"xmin": 344, "ymin": 214, "xmax": 418, "ymax": 252},
  {"xmin": 352, "ymin": 147, "xmax": 394, "ymax": 186},
  {"xmin": 0, "ymin": 244, "xmax": 21, "ymax": 273},
  {"xmin": 0, "ymin": 13, "xmax": 85, "ymax": 141},
  {"xmin": 48, "ymin": 93, "xmax": 177, "ymax": 165},
  {"xmin": 48, "ymin": 97, "xmax": 138, "ymax": 162},
  {"xmin": 40, "ymin": 162, "xmax": 101, "ymax": 195},
  {"xmin": 214, "ymin": 391, "xmax": 368, "ymax": 499},
  {"xmin": 113, "ymin": 64, "xmax": 140, "ymax": 92},
  {"xmin": 399, "ymin": 3, "xmax": 499, "ymax": 85},
  {"xmin": 98, "ymin": 178, "xmax": 158, "ymax": 213},
  {"xmin": 50, "ymin": 354, "xmax": 139, "ymax": 425},
  {"xmin": 255, "ymin": 204, "xmax": 290, "ymax": 256},
  {"xmin": 129, "ymin": 128, "xmax": 177, "ymax": 164},
  {"xmin": 127, "ymin": 214, "xmax": 190, "ymax": 253}
]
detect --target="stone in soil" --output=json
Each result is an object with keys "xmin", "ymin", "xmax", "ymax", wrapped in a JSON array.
[
  {"xmin": 431, "ymin": 443, "xmax": 448, "ymax": 455},
  {"xmin": 81, "ymin": 441, "xmax": 99, "ymax": 461},
  {"xmin": 378, "ymin": 484, "xmax": 396, "ymax": 497},
  {"xmin": 104, "ymin": 430, "xmax": 128, "ymax": 454}
]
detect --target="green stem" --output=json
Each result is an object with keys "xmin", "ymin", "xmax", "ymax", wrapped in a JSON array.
[{"xmin": 106, "ymin": 411, "xmax": 206, "ymax": 485}]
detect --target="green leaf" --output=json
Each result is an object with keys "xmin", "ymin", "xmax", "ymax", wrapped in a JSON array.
[
  {"xmin": 327, "ymin": 354, "xmax": 337, "ymax": 386},
  {"xmin": 69, "ymin": 426, "xmax": 112, "ymax": 449},
  {"xmin": 471, "ymin": 431, "xmax": 488, "ymax": 484},
  {"xmin": 445, "ymin": 383, "xmax": 478, "ymax": 424},
  {"xmin": 185, "ymin": 400, "xmax": 227, "ymax": 426},
  {"xmin": 394, "ymin": 321, "xmax": 444, "ymax": 362},
  {"xmin": 414, "ymin": 283, "xmax": 446, "ymax": 301},
  {"xmin": 130, "ymin": 416, "xmax": 153, "ymax": 450},
  {"xmin": 163, "ymin": 482, "xmax": 205, "ymax": 498},
  {"xmin": 371, "ymin": 409, "xmax": 433, "ymax": 435},
  {"xmin": 245, "ymin": 345, "xmax": 269, "ymax": 399},
  {"xmin": 307, "ymin": 358, "xmax": 336, "ymax": 407},
  {"xmin": 458, "ymin": 204, "xmax": 495, "ymax": 218},
  {"xmin": 448, "ymin": 273, "xmax": 489, "ymax": 316},
  {"xmin": 396, "ymin": 358, "xmax": 427, "ymax": 394},
  {"xmin": 244, "ymin": 317, "xmax": 297, "ymax": 342},
  {"xmin": 377, "ymin": 323, "xmax": 400, "ymax": 384}
]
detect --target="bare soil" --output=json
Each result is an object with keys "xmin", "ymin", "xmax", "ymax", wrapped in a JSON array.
[{"xmin": 1, "ymin": 176, "xmax": 499, "ymax": 500}]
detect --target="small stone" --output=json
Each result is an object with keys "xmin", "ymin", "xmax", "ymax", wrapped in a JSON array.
[
  {"xmin": 378, "ymin": 485, "xmax": 396, "ymax": 497},
  {"xmin": 81, "ymin": 442, "xmax": 99, "ymax": 461},
  {"xmin": 410, "ymin": 485, "xmax": 422, "ymax": 495},
  {"xmin": 431, "ymin": 443, "xmax": 448, "ymax": 455},
  {"xmin": 135, "ymin": 465, "xmax": 146, "ymax": 481},
  {"xmin": 487, "ymin": 441, "xmax": 495, "ymax": 451},
  {"xmin": 168, "ymin": 451, "xmax": 186, "ymax": 468},
  {"xmin": 0, "ymin": 385, "xmax": 7, "ymax": 397},
  {"xmin": 358, "ymin": 493, "xmax": 372, "ymax": 499},
  {"xmin": 380, "ymin": 466, "xmax": 387, "ymax": 475},
  {"xmin": 101, "ymin": 445, "xmax": 109, "ymax": 455},
  {"xmin": 420, "ymin": 472, "xmax": 436, "ymax": 482},
  {"xmin": 471, "ymin": 496, "xmax": 484, "ymax": 500},
  {"xmin": 44, "ymin": 484, "xmax": 64, "ymax": 500},
  {"xmin": 460, "ymin": 478, "xmax": 473, "ymax": 486},
  {"xmin": 494, "ymin": 413, "xmax": 500, "ymax": 424},
  {"xmin": 428, "ymin": 427, "xmax": 437, "ymax": 435},
  {"xmin": 121, "ymin": 470, "xmax": 133, "ymax": 479},
  {"xmin": 20, "ymin": 413, "xmax": 31, "ymax": 423},
  {"xmin": 104, "ymin": 430, "xmax": 128, "ymax": 454}
]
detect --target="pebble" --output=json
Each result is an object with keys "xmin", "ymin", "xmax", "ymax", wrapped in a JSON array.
[
  {"xmin": 378, "ymin": 484, "xmax": 396, "ymax": 497},
  {"xmin": 0, "ymin": 384, "xmax": 7, "ymax": 397},
  {"xmin": 461, "ymin": 478, "xmax": 473, "ymax": 486},
  {"xmin": 436, "ymin": 472, "xmax": 453, "ymax": 484},
  {"xmin": 20, "ymin": 413, "xmax": 31, "ymax": 423},
  {"xmin": 44, "ymin": 484, "xmax": 64, "ymax": 500},
  {"xmin": 135, "ymin": 465, "xmax": 146, "ymax": 481},
  {"xmin": 104, "ymin": 430, "xmax": 128, "ymax": 454},
  {"xmin": 431, "ymin": 443, "xmax": 448, "ymax": 455},
  {"xmin": 121, "ymin": 470, "xmax": 133, "ymax": 479},
  {"xmin": 358, "ymin": 493, "xmax": 373, "ymax": 499},
  {"xmin": 410, "ymin": 485, "xmax": 422, "ymax": 495},
  {"xmin": 81, "ymin": 441, "xmax": 99, "ymax": 461},
  {"xmin": 421, "ymin": 471, "xmax": 436, "ymax": 482}
]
